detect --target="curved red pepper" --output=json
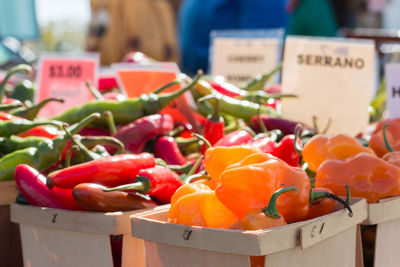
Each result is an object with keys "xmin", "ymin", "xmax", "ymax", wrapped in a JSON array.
[
  {"xmin": 114, "ymin": 114, "xmax": 174, "ymax": 153},
  {"xmin": 47, "ymin": 153, "xmax": 156, "ymax": 189},
  {"xmin": 250, "ymin": 136, "xmax": 276, "ymax": 154},
  {"xmin": 251, "ymin": 114, "xmax": 312, "ymax": 136},
  {"xmin": 208, "ymin": 81, "xmax": 246, "ymax": 98},
  {"xmin": 214, "ymin": 129, "xmax": 253, "ymax": 147},
  {"xmin": 154, "ymin": 136, "xmax": 187, "ymax": 165},
  {"xmin": 14, "ymin": 164, "xmax": 82, "ymax": 210},
  {"xmin": 270, "ymin": 135, "xmax": 301, "ymax": 167}
]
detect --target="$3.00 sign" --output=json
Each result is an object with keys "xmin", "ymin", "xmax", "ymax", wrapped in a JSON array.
[{"xmin": 36, "ymin": 54, "xmax": 99, "ymax": 118}]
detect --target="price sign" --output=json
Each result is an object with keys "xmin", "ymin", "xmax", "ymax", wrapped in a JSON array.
[
  {"xmin": 281, "ymin": 36, "xmax": 376, "ymax": 135},
  {"xmin": 385, "ymin": 63, "xmax": 400, "ymax": 118},
  {"xmin": 210, "ymin": 29, "xmax": 283, "ymax": 86},
  {"xmin": 36, "ymin": 54, "xmax": 99, "ymax": 118},
  {"xmin": 113, "ymin": 62, "xmax": 196, "ymax": 124}
]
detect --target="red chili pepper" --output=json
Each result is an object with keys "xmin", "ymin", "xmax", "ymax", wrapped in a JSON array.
[
  {"xmin": 47, "ymin": 153, "xmax": 156, "ymax": 189},
  {"xmin": 104, "ymin": 166, "xmax": 183, "ymax": 204},
  {"xmin": 0, "ymin": 112, "xmax": 21, "ymax": 121},
  {"xmin": 154, "ymin": 136, "xmax": 187, "ymax": 165},
  {"xmin": 250, "ymin": 136, "xmax": 276, "ymax": 154},
  {"xmin": 14, "ymin": 164, "xmax": 82, "ymax": 210},
  {"xmin": 270, "ymin": 135, "xmax": 301, "ymax": 167},
  {"xmin": 114, "ymin": 114, "xmax": 174, "ymax": 153},
  {"xmin": 208, "ymin": 81, "xmax": 246, "ymax": 98},
  {"xmin": 174, "ymin": 121, "xmax": 193, "ymax": 138},
  {"xmin": 214, "ymin": 129, "xmax": 254, "ymax": 147},
  {"xmin": 2, "ymin": 96, "xmax": 22, "ymax": 105}
]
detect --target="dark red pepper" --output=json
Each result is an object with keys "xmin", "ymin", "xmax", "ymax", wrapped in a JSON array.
[
  {"xmin": 250, "ymin": 136, "xmax": 276, "ymax": 154},
  {"xmin": 113, "ymin": 114, "xmax": 174, "ymax": 153},
  {"xmin": 47, "ymin": 153, "xmax": 156, "ymax": 189},
  {"xmin": 104, "ymin": 166, "xmax": 183, "ymax": 204},
  {"xmin": 270, "ymin": 135, "xmax": 301, "ymax": 167},
  {"xmin": 154, "ymin": 136, "xmax": 187, "ymax": 165},
  {"xmin": 14, "ymin": 164, "xmax": 82, "ymax": 210},
  {"xmin": 251, "ymin": 114, "xmax": 312, "ymax": 136}
]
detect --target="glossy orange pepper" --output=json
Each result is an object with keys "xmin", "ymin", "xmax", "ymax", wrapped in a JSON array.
[
  {"xmin": 168, "ymin": 184, "xmax": 238, "ymax": 228},
  {"xmin": 241, "ymin": 187, "xmax": 296, "ymax": 230},
  {"xmin": 170, "ymin": 183, "xmax": 210, "ymax": 206},
  {"xmin": 315, "ymin": 152, "xmax": 400, "ymax": 203},
  {"xmin": 370, "ymin": 119, "xmax": 400, "ymax": 157},
  {"xmin": 215, "ymin": 152, "xmax": 310, "ymax": 222},
  {"xmin": 204, "ymin": 145, "xmax": 260, "ymax": 183},
  {"xmin": 302, "ymin": 134, "xmax": 375, "ymax": 172},
  {"xmin": 383, "ymin": 151, "xmax": 400, "ymax": 168}
]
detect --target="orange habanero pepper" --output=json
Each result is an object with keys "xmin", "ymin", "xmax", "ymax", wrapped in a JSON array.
[
  {"xmin": 302, "ymin": 134, "xmax": 375, "ymax": 172},
  {"xmin": 370, "ymin": 118, "xmax": 400, "ymax": 157},
  {"xmin": 215, "ymin": 152, "xmax": 310, "ymax": 222},
  {"xmin": 204, "ymin": 145, "xmax": 260, "ymax": 183},
  {"xmin": 315, "ymin": 152, "xmax": 400, "ymax": 203}
]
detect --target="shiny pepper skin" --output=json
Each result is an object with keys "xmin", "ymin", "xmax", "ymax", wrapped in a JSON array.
[
  {"xmin": 315, "ymin": 152, "xmax": 400, "ymax": 203},
  {"xmin": 303, "ymin": 134, "xmax": 375, "ymax": 172},
  {"xmin": 216, "ymin": 152, "xmax": 311, "ymax": 221},
  {"xmin": 370, "ymin": 118, "xmax": 400, "ymax": 157}
]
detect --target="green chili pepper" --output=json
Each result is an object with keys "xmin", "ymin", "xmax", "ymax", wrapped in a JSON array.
[
  {"xmin": 0, "ymin": 135, "xmax": 50, "ymax": 154},
  {"xmin": 0, "ymin": 119, "xmax": 64, "ymax": 137},
  {"xmin": 0, "ymin": 103, "xmax": 23, "ymax": 111},
  {"xmin": 10, "ymin": 98, "xmax": 64, "ymax": 120},
  {"xmin": 52, "ymin": 71, "xmax": 202, "ymax": 125},
  {"xmin": 237, "ymin": 92, "xmax": 297, "ymax": 104},
  {"xmin": 0, "ymin": 64, "xmax": 32, "ymax": 102},
  {"xmin": 80, "ymin": 136, "xmax": 125, "ymax": 155},
  {"xmin": 10, "ymin": 80, "xmax": 36, "ymax": 102},
  {"xmin": 0, "ymin": 113, "xmax": 100, "ymax": 181},
  {"xmin": 240, "ymin": 65, "xmax": 282, "ymax": 91}
]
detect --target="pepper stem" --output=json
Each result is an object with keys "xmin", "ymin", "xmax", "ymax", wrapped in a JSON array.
[
  {"xmin": 188, "ymin": 155, "xmax": 203, "ymax": 176},
  {"xmin": 309, "ymin": 187, "xmax": 353, "ymax": 217},
  {"xmin": 62, "ymin": 125, "xmax": 100, "ymax": 161},
  {"xmin": 242, "ymin": 126, "xmax": 257, "ymax": 137},
  {"xmin": 185, "ymin": 173, "xmax": 211, "ymax": 184},
  {"xmin": 262, "ymin": 187, "xmax": 298, "ymax": 218},
  {"xmin": 383, "ymin": 124, "xmax": 394, "ymax": 152},
  {"xmin": 294, "ymin": 124, "xmax": 303, "ymax": 155},
  {"xmin": 198, "ymin": 95, "xmax": 221, "ymax": 122},
  {"xmin": 67, "ymin": 113, "xmax": 101, "ymax": 135},
  {"xmin": 103, "ymin": 111, "xmax": 117, "ymax": 135},
  {"xmin": 102, "ymin": 176, "xmax": 152, "ymax": 194},
  {"xmin": 257, "ymin": 105, "xmax": 268, "ymax": 134},
  {"xmin": 151, "ymin": 80, "xmax": 180, "ymax": 94},
  {"xmin": 10, "ymin": 98, "xmax": 65, "ymax": 120},
  {"xmin": 86, "ymin": 81, "xmax": 104, "ymax": 101},
  {"xmin": 168, "ymin": 126, "xmax": 185, "ymax": 137},
  {"xmin": 81, "ymin": 136, "xmax": 125, "ymax": 154},
  {"xmin": 0, "ymin": 64, "xmax": 32, "ymax": 102},
  {"xmin": 192, "ymin": 133, "xmax": 211, "ymax": 148},
  {"xmin": 65, "ymin": 145, "xmax": 80, "ymax": 167}
]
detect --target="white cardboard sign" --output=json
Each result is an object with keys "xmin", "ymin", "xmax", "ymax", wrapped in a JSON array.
[
  {"xmin": 281, "ymin": 36, "xmax": 376, "ymax": 135},
  {"xmin": 385, "ymin": 63, "xmax": 400, "ymax": 118},
  {"xmin": 210, "ymin": 30, "xmax": 283, "ymax": 86}
]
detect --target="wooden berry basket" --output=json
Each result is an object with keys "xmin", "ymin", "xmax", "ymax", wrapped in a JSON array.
[
  {"xmin": 11, "ymin": 203, "xmax": 161, "ymax": 267},
  {"xmin": 0, "ymin": 181, "xmax": 23, "ymax": 267},
  {"xmin": 130, "ymin": 199, "xmax": 367, "ymax": 267},
  {"xmin": 356, "ymin": 196, "xmax": 400, "ymax": 267}
]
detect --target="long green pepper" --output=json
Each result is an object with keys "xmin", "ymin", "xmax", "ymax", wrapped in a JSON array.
[
  {"xmin": 10, "ymin": 98, "xmax": 64, "ymax": 120},
  {"xmin": 0, "ymin": 135, "xmax": 50, "ymax": 154},
  {"xmin": 0, "ymin": 113, "xmax": 100, "ymax": 181},
  {"xmin": 0, "ymin": 120, "xmax": 63, "ymax": 137},
  {"xmin": 52, "ymin": 71, "xmax": 202, "ymax": 125}
]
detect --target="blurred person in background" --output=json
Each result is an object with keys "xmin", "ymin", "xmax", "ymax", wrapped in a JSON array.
[
  {"xmin": 178, "ymin": 0, "xmax": 288, "ymax": 75},
  {"xmin": 286, "ymin": 0, "xmax": 338, "ymax": 37}
]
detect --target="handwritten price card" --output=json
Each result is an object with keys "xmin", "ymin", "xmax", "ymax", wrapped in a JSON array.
[
  {"xmin": 385, "ymin": 63, "xmax": 400, "ymax": 118},
  {"xmin": 36, "ymin": 53, "xmax": 99, "ymax": 118},
  {"xmin": 210, "ymin": 29, "xmax": 283, "ymax": 86},
  {"xmin": 281, "ymin": 36, "xmax": 375, "ymax": 135}
]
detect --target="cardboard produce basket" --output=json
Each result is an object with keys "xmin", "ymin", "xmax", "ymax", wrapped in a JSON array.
[
  {"xmin": 357, "ymin": 196, "xmax": 400, "ymax": 267},
  {"xmin": 0, "ymin": 181, "xmax": 23, "ymax": 267},
  {"xmin": 130, "ymin": 198, "xmax": 368, "ymax": 267},
  {"xmin": 11, "ymin": 203, "xmax": 159, "ymax": 267}
]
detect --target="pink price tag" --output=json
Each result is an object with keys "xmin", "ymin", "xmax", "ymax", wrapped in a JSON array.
[{"xmin": 36, "ymin": 55, "xmax": 99, "ymax": 118}]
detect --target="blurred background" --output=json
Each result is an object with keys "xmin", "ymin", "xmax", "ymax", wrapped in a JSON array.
[{"xmin": 1, "ymin": 0, "xmax": 400, "ymax": 73}]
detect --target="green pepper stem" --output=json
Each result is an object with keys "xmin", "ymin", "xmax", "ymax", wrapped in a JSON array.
[
  {"xmin": 67, "ymin": 113, "xmax": 101, "ymax": 135},
  {"xmin": 166, "ymin": 162, "xmax": 192, "ymax": 173},
  {"xmin": 62, "ymin": 125, "xmax": 100, "ymax": 161},
  {"xmin": 198, "ymin": 95, "xmax": 221, "ymax": 122},
  {"xmin": 192, "ymin": 133, "xmax": 211, "ymax": 148},
  {"xmin": 322, "ymin": 118, "xmax": 332, "ymax": 134},
  {"xmin": 184, "ymin": 173, "xmax": 211, "ymax": 184},
  {"xmin": 0, "ymin": 64, "xmax": 32, "ymax": 102},
  {"xmin": 152, "ymin": 80, "xmax": 180, "ymax": 94},
  {"xmin": 241, "ymin": 64, "xmax": 282, "ymax": 91},
  {"xmin": 188, "ymin": 155, "xmax": 203, "ymax": 176},
  {"xmin": 257, "ymin": 105, "xmax": 268, "ymax": 134},
  {"xmin": 86, "ymin": 81, "xmax": 104, "ymax": 101},
  {"xmin": 81, "ymin": 136, "xmax": 125, "ymax": 154},
  {"xmin": 294, "ymin": 124, "xmax": 303, "ymax": 155},
  {"xmin": 102, "ymin": 176, "xmax": 152, "ymax": 194},
  {"xmin": 309, "ymin": 187, "xmax": 353, "ymax": 217},
  {"xmin": 103, "ymin": 111, "xmax": 117, "ymax": 135},
  {"xmin": 0, "ymin": 103, "xmax": 23, "ymax": 111},
  {"xmin": 383, "ymin": 124, "xmax": 394, "ymax": 152},
  {"xmin": 11, "ymin": 98, "xmax": 64, "ymax": 120},
  {"xmin": 262, "ymin": 187, "xmax": 298, "ymax": 218},
  {"xmin": 168, "ymin": 126, "xmax": 185, "ymax": 137},
  {"xmin": 65, "ymin": 145, "xmax": 79, "ymax": 167}
]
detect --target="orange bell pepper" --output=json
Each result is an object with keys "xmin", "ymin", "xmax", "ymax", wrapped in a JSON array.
[
  {"xmin": 241, "ymin": 187, "xmax": 297, "ymax": 230},
  {"xmin": 370, "ymin": 119, "xmax": 400, "ymax": 157},
  {"xmin": 315, "ymin": 152, "xmax": 400, "ymax": 203},
  {"xmin": 168, "ymin": 184, "xmax": 238, "ymax": 228},
  {"xmin": 302, "ymin": 134, "xmax": 375, "ymax": 172},
  {"xmin": 204, "ymin": 145, "xmax": 260, "ymax": 183},
  {"xmin": 383, "ymin": 151, "xmax": 400, "ymax": 168},
  {"xmin": 215, "ymin": 152, "xmax": 311, "ymax": 222}
]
